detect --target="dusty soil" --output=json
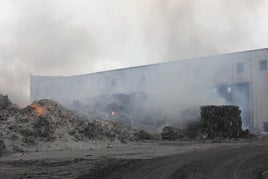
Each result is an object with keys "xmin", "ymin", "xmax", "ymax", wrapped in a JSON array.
[{"xmin": 0, "ymin": 139, "xmax": 268, "ymax": 179}]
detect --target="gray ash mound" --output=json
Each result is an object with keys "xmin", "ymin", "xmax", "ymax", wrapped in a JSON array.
[{"xmin": 0, "ymin": 94, "xmax": 149, "ymax": 154}]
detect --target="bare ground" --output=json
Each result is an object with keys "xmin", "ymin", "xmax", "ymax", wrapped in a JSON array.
[{"xmin": 0, "ymin": 139, "xmax": 268, "ymax": 179}]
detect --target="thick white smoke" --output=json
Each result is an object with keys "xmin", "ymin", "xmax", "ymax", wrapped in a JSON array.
[{"xmin": 1, "ymin": 0, "xmax": 268, "ymax": 106}]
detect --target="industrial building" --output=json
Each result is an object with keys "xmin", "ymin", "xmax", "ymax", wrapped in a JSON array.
[{"xmin": 30, "ymin": 48, "xmax": 268, "ymax": 132}]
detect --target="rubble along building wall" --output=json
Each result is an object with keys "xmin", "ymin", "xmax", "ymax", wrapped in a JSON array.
[{"xmin": 30, "ymin": 48, "xmax": 268, "ymax": 132}]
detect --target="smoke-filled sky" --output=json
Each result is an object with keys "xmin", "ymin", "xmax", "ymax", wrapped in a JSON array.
[{"xmin": 1, "ymin": 0, "xmax": 268, "ymax": 106}]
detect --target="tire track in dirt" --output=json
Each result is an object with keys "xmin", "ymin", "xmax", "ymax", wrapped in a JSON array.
[{"xmin": 83, "ymin": 144, "xmax": 268, "ymax": 179}]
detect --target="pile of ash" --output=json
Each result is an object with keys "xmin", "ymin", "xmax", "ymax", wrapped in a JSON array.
[{"xmin": 0, "ymin": 94, "xmax": 151, "ymax": 154}]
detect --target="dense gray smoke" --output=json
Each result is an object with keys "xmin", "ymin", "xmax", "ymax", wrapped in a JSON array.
[
  {"xmin": 35, "ymin": 56, "xmax": 238, "ymax": 131},
  {"xmin": 0, "ymin": 0, "xmax": 268, "ymax": 106}
]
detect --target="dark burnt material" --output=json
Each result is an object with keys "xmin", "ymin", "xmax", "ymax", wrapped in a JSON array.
[{"xmin": 200, "ymin": 105, "xmax": 251, "ymax": 139}]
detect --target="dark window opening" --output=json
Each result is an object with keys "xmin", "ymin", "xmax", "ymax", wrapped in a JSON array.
[
  {"xmin": 259, "ymin": 60, "xmax": 267, "ymax": 71},
  {"xmin": 236, "ymin": 62, "xmax": 244, "ymax": 73}
]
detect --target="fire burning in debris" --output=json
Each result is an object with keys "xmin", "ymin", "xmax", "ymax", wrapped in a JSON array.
[{"xmin": 30, "ymin": 103, "xmax": 46, "ymax": 116}]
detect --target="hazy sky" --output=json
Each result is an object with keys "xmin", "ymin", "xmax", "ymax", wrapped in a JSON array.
[{"xmin": 1, "ymin": 0, "xmax": 268, "ymax": 106}]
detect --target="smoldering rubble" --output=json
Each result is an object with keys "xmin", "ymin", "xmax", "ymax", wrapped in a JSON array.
[
  {"xmin": 68, "ymin": 92, "xmax": 192, "ymax": 132},
  {"xmin": 0, "ymin": 93, "xmax": 254, "ymax": 157},
  {"xmin": 68, "ymin": 93, "xmax": 253, "ymax": 140},
  {"xmin": 69, "ymin": 92, "xmax": 147, "ymax": 126},
  {"xmin": 0, "ymin": 94, "xmax": 156, "ymax": 155}
]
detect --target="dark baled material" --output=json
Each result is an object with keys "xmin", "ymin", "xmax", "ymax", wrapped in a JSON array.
[{"xmin": 200, "ymin": 105, "xmax": 250, "ymax": 139}]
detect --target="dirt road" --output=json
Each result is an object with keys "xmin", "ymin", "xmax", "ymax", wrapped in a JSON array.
[
  {"xmin": 85, "ymin": 142, "xmax": 268, "ymax": 179},
  {"xmin": 0, "ymin": 140, "xmax": 267, "ymax": 178}
]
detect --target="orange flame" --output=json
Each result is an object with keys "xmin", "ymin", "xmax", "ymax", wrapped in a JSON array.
[{"xmin": 30, "ymin": 103, "xmax": 46, "ymax": 116}]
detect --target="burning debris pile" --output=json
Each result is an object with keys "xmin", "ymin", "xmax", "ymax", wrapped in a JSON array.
[
  {"xmin": 69, "ymin": 92, "xmax": 177, "ymax": 132},
  {"xmin": 0, "ymin": 94, "xmax": 147, "ymax": 154},
  {"xmin": 200, "ymin": 105, "xmax": 252, "ymax": 139},
  {"xmin": 69, "ymin": 93, "xmax": 147, "ymax": 126},
  {"xmin": 0, "ymin": 93, "xmax": 255, "ymax": 154}
]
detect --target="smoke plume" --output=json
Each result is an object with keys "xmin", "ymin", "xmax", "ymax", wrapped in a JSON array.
[{"xmin": 0, "ymin": 0, "xmax": 268, "ymax": 106}]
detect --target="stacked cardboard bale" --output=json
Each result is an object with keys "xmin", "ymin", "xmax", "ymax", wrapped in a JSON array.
[{"xmin": 200, "ymin": 105, "xmax": 246, "ymax": 139}]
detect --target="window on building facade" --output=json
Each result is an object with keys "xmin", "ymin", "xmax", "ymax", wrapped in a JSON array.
[
  {"xmin": 236, "ymin": 62, "xmax": 244, "ymax": 73},
  {"xmin": 227, "ymin": 87, "xmax": 232, "ymax": 93},
  {"xmin": 259, "ymin": 60, "xmax": 267, "ymax": 71}
]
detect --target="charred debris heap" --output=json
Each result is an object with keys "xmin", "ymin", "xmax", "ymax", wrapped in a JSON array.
[
  {"xmin": 0, "ymin": 94, "xmax": 253, "ymax": 156},
  {"xmin": 0, "ymin": 94, "xmax": 153, "ymax": 155}
]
